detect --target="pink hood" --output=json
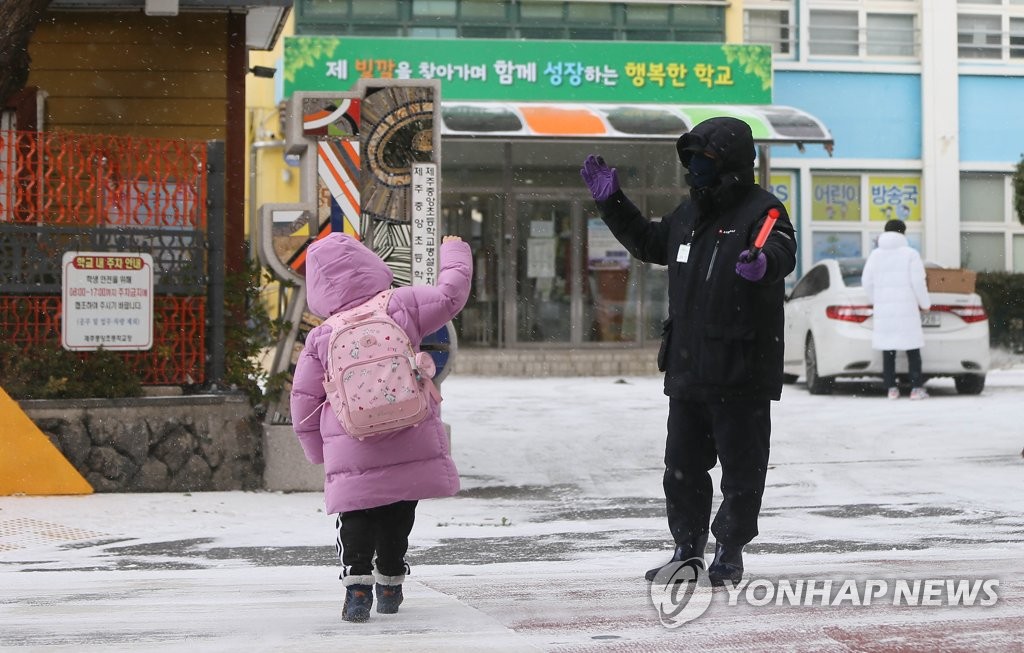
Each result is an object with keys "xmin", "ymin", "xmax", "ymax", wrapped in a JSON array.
[{"xmin": 304, "ymin": 234, "xmax": 394, "ymax": 318}]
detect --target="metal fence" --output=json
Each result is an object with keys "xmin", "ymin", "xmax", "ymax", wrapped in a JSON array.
[{"xmin": 0, "ymin": 130, "xmax": 210, "ymax": 385}]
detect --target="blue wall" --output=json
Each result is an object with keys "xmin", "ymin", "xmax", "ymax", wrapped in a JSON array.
[
  {"xmin": 773, "ymin": 71, "xmax": 921, "ymax": 160},
  {"xmin": 960, "ymin": 75, "xmax": 1024, "ymax": 163}
]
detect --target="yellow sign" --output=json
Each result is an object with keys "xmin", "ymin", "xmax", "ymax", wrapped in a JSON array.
[
  {"xmin": 868, "ymin": 175, "xmax": 922, "ymax": 222},
  {"xmin": 768, "ymin": 172, "xmax": 795, "ymax": 219},
  {"xmin": 812, "ymin": 175, "xmax": 860, "ymax": 222},
  {"xmin": 0, "ymin": 387, "xmax": 93, "ymax": 496}
]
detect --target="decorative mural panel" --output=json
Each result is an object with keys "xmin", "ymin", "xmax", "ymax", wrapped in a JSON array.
[{"xmin": 257, "ymin": 79, "xmax": 442, "ymax": 425}]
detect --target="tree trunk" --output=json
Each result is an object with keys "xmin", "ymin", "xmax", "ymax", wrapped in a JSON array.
[{"xmin": 0, "ymin": 0, "xmax": 53, "ymax": 106}]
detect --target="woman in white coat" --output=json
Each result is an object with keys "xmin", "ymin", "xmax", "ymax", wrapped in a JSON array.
[{"xmin": 861, "ymin": 219, "xmax": 932, "ymax": 399}]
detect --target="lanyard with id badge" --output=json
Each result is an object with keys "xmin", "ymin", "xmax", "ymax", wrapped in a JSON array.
[{"xmin": 676, "ymin": 229, "xmax": 696, "ymax": 263}]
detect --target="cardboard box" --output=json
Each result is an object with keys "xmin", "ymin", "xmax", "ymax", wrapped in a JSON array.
[{"xmin": 926, "ymin": 268, "xmax": 977, "ymax": 294}]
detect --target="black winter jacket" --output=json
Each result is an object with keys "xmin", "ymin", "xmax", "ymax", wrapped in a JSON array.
[{"xmin": 594, "ymin": 121, "xmax": 796, "ymax": 401}]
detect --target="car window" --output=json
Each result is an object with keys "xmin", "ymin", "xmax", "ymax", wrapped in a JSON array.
[
  {"xmin": 789, "ymin": 265, "xmax": 830, "ymax": 299},
  {"xmin": 838, "ymin": 259, "xmax": 865, "ymax": 287}
]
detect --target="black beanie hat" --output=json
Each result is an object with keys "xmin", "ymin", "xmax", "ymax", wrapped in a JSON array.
[{"xmin": 884, "ymin": 219, "xmax": 907, "ymax": 234}]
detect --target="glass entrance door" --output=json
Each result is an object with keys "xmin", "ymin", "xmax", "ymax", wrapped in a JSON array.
[
  {"xmin": 509, "ymin": 196, "xmax": 653, "ymax": 346},
  {"xmin": 442, "ymin": 193, "xmax": 503, "ymax": 347},
  {"xmin": 513, "ymin": 198, "xmax": 575, "ymax": 343}
]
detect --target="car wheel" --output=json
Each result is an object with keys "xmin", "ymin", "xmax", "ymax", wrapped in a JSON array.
[
  {"xmin": 805, "ymin": 335, "xmax": 834, "ymax": 395},
  {"xmin": 954, "ymin": 374, "xmax": 985, "ymax": 395}
]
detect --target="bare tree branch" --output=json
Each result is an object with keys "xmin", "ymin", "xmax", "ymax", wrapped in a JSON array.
[{"xmin": 0, "ymin": 0, "xmax": 54, "ymax": 106}]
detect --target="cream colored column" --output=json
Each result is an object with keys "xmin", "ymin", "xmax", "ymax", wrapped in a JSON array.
[
  {"xmin": 920, "ymin": 2, "xmax": 961, "ymax": 266},
  {"xmin": 725, "ymin": 0, "xmax": 744, "ymax": 44}
]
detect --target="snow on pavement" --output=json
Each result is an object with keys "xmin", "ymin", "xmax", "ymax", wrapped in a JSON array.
[{"xmin": 2, "ymin": 369, "xmax": 1023, "ymax": 651}]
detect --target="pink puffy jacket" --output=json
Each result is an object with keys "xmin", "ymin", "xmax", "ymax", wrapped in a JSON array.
[{"xmin": 290, "ymin": 233, "xmax": 472, "ymax": 514}]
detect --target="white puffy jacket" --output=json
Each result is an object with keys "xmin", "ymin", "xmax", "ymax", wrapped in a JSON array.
[{"xmin": 861, "ymin": 232, "xmax": 931, "ymax": 351}]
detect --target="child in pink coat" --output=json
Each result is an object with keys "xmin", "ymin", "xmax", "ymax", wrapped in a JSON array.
[{"xmin": 290, "ymin": 232, "xmax": 472, "ymax": 622}]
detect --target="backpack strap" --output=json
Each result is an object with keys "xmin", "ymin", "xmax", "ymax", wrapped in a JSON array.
[
  {"xmin": 321, "ymin": 289, "xmax": 397, "ymax": 386},
  {"xmin": 336, "ymin": 289, "xmax": 393, "ymax": 325}
]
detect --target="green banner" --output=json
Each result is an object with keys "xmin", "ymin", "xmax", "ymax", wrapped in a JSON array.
[{"xmin": 284, "ymin": 36, "xmax": 772, "ymax": 104}]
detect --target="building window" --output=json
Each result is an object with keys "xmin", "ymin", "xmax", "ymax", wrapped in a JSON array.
[
  {"xmin": 1014, "ymin": 235, "xmax": 1024, "ymax": 272},
  {"xmin": 624, "ymin": 4, "xmax": 670, "ymax": 25},
  {"xmin": 353, "ymin": 0, "xmax": 400, "ymax": 18},
  {"xmin": 808, "ymin": 8, "xmax": 918, "ymax": 59},
  {"xmin": 960, "ymin": 233, "xmax": 1005, "ymax": 270},
  {"xmin": 567, "ymin": 2, "xmax": 613, "ymax": 23},
  {"xmin": 810, "ymin": 10, "xmax": 859, "ymax": 56},
  {"xmin": 519, "ymin": 1, "xmax": 563, "ymax": 22},
  {"xmin": 1011, "ymin": 17, "xmax": 1024, "ymax": 57},
  {"xmin": 460, "ymin": 0, "xmax": 507, "ymax": 20},
  {"xmin": 866, "ymin": 13, "xmax": 916, "ymax": 56},
  {"xmin": 959, "ymin": 172, "xmax": 1023, "ymax": 272},
  {"xmin": 410, "ymin": 26, "xmax": 458, "ymax": 37},
  {"xmin": 809, "ymin": 171, "xmax": 924, "ymax": 264},
  {"xmin": 412, "ymin": 0, "xmax": 456, "ymax": 18},
  {"xmin": 959, "ymin": 13, "xmax": 1003, "ymax": 58},
  {"xmin": 745, "ymin": 9, "xmax": 794, "ymax": 56},
  {"xmin": 304, "ymin": 0, "xmax": 349, "ymax": 15},
  {"xmin": 295, "ymin": 1, "xmax": 727, "ymax": 42},
  {"xmin": 957, "ymin": 2, "xmax": 1024, "ymax": 61},
  {"xmin": 960, "ymin": 173, "xmax": 1004, "ymax": 222},
  {"xmin": 673, "ymin": 5, "xmax": 726, "ymax": 41}
]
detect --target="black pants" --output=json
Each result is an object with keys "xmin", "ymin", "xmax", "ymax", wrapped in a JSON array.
[
  {"xmin": 664, "ymin": 398, "xmax": 771, "ymax": 548},
  {"xmin": 882, "ymin": 349, "xmax": 922, "ymax": 388},
  {"xmin": 336, "ymin": 500, "xmax": 417, "ymax": 579}
]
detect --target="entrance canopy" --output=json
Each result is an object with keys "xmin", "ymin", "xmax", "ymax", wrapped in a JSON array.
[{"xmin": 440, "ymin": 102, "xmax": 833, "ymax": 153}]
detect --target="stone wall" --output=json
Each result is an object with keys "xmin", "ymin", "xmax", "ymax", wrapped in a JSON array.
[
  {"xmin": 20, "ymin": 394, "xmax": 264, "ymax": 492},
  {"xmin": 451, "ymin": 347, "xmax": 661, "ymax": 377}
]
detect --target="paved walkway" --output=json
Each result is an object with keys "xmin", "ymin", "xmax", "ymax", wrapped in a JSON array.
[{"xmin": 3, "ymin": 373, "xmax": 1024, "ymax": 651}]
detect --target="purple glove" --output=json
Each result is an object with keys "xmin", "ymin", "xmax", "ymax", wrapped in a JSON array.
[
  {"xmin": 736, "ymin": 250, "xmax": 767, "ymax": 281},
  {"xmin": 580, "ymin": 154, "xmax": 620, "ymax": 201}
]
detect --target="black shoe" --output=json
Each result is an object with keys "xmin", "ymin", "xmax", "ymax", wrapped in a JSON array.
[
  {"xmin": 375, "ymin": 583, "xmax": 403, "ymax": 614},
  {"xmin": 342, "ymin": 584, "xmax": 373, "ymax": 622},
  {"xmin": 707, "ymin": 542, "xmax": 744, "ymax": 586},
  {"xmin": 644, "ymin": 532, "xmax": 709, "ymax": 582}
]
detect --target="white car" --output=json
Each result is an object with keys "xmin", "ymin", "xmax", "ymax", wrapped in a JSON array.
[{"xmin": 783, "ymin": 258, "xmax": 990, "ymax": 395}]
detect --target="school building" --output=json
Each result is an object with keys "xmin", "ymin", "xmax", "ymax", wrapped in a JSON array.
[{"xmin": 253, "ymin": 0, "xmax": 1024, "ymax": 356}]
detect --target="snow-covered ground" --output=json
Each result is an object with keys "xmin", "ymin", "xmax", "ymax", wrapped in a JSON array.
[{"xmin": 2, "ymin": 364, "xmax": 1023, "ymax": 651}]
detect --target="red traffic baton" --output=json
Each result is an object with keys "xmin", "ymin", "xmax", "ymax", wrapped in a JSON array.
[{"xmin": 743, "ymin": 207, "xmax": 780, "ymax": 262}]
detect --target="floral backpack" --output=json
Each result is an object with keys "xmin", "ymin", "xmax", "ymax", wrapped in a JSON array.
[{"xmin": 320, "ymin": 290, "xmax": 440, "ymax": 439}]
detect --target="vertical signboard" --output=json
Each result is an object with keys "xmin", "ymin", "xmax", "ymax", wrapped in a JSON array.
[
  {"xmin": 411, "ymin": 163, "xmax": 438, "ymax": 286},
  {"xmin": 61, "ymin": 252, "xmax": 154, "ymax": 351}
]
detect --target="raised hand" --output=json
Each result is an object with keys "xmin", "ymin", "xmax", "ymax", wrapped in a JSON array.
[{"xmin": 580, "ymin": 154, "xmax": 620, "ymax": 201}]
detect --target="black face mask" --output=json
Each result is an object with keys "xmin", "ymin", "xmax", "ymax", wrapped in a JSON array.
[{"xmin": 686, "ymin": 153, "xmax": 718, "ymax": 189}]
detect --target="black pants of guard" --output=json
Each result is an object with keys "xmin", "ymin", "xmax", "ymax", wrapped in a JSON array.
[
  {"xmin": 882, "ymin": 349, "xmax": 922, "ymax": 388},
  {"xmin": 664, "ymin": 398, "xmax": 771, "ymax": 548},
  {"xmin": 336, "ymin": 500, "xmax": 417, "ymax": 578}
]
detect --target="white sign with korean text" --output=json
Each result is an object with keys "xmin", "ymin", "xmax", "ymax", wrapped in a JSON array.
[
  {"xmin": 61, "ymin": 252, "xmax": 154, "ymax": 351},
  {"xmin": 527, "ymin": 238, "xmax": 556, "ymax": 279},
  {"xmin": 587, "ymin": 218, "xmax": 630, "ymax": 270},
  {"xmin": 411, "ymin": 163, "xmax": 439, "ymax": 286}
]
